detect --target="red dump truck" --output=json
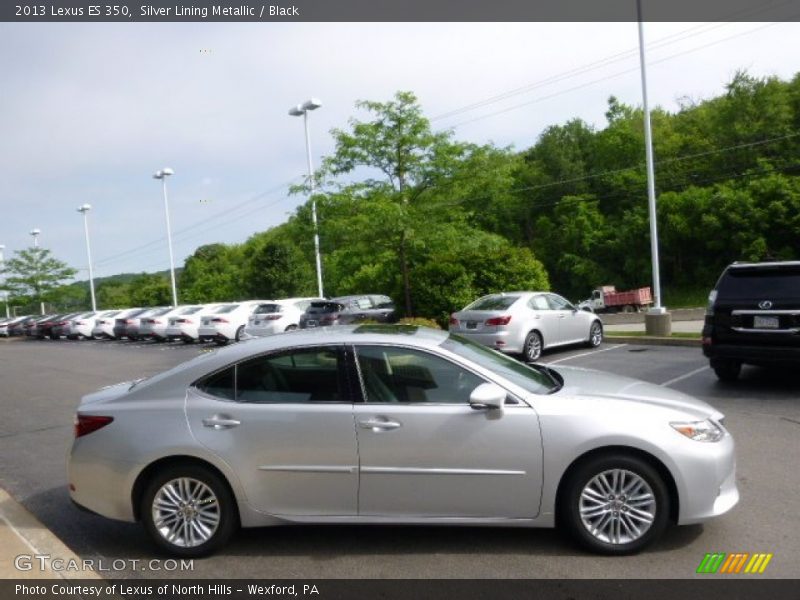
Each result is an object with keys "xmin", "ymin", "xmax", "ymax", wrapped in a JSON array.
[{"xmin": 578, "ymin": 285, "xmax": 653, "ymax": 313}]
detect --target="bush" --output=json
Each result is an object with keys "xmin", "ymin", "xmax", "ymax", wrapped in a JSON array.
[{"xmin": 397, "ymin": 317, "xmax": 442, "ymax": 329}]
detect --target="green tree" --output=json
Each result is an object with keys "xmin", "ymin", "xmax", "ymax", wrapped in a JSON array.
[
  {"xmin": 320, "ymin": 91, "xmax": 467, "ymax": 315},
  {"xmin": 242, "ymin": 232, "xmax": 315, "ymax": 299},
  {"xmin": 1, "ymin": 247, "xmax": 76, "ymax": 308},
  {"xmin": 179, "ymin": 244, "xmax": 245, "ymax": 303},
  {"xmin": 129, "ymin": 273, "xmax": 172, "ymax": 306}
]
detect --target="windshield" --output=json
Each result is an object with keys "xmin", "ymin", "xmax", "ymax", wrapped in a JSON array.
[
  {"xmin": 442, "ymin": 334, "xmax": 558, "ymax": 395},
  {"xmin": 464, "ymin": 294, "xmax": 521, "ymax": 311}
]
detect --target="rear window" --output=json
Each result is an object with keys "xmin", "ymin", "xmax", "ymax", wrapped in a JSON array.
[
  {"xmin": 465, "ymin": 295, "xmax": 521, "ymax": 311},
  {"xmin": 718, "ymin": 266, "xmax": 800, "ymax": 300},
  {"xmin": 254, "ymin": 304, "xmax": 282, "ymax": 314},
  {"xmin": 152, "ymin": 307, "xmax": 173, "ymax": 316},
  {"xmin": 179, "ymin": 306, "xmax": 205, "ymax": 315},
  {"xmin": 216, "ymin": 304, "xmax": 240, "ymax": 314},
  {"xmin": 308, "ymin": 302, "xmax": 345, "ymax": 313}
]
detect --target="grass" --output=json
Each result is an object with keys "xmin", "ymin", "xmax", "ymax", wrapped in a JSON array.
[
  {"xmin": 662, "ymin": 287, "xmax": 711, "ymax": 309},
  {"xmin": 606, "ymin": 330, "xmax": 701, "ymax": 339}
]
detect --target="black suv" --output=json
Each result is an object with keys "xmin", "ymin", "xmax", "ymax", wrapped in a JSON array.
[
  {"xmin": 299, "ymin": 295, "xmax": 397, "ymax": 328},
  {"xmin": 703, "ymin": 261, "xmax": 800, "ymax": 380}
]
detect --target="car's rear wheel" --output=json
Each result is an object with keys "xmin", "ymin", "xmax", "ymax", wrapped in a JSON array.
[
  {"xmin": 141, "ymin": 464, "xmax": 237, "ymax": 558},
  {"xmin": 711, "ymin": 358, "xmax": 741, "ymax": 381},
  {"xmin": 234, "ymin": 325, "xmax": 245, "ymax": 342},
  {"xmin": 560, "ymin": 453, "xmax": 669, "ymax": 555},
  {"xmin": 586, "ymin": 321, "xmax": 603, "ymax": 348},
  {"xmin": 285, "ymin": 324, "xmax": 297, "ymax": 331},
  {"xmin": 522, "ymin": 331, "xmax": 543, "ymax": 362}
]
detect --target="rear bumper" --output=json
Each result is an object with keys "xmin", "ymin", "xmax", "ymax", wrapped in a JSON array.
[
  {"xmin": 448, "ymin": 329, "xmax": 522, "ymax": 354},
  {"xmin": 703, "ymin": 341, "xmax": 800, "ymax": 365}
]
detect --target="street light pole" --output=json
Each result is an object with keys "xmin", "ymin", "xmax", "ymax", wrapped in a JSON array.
[
  {"xmin": 29, "ymin": 229, "xmax": 44, "ymax": 314},
  {"xmin": 153, "ymin": 168, "xmax": 179, "ymax": 307},
  {"xmin": 0, "ymin": 244, "xmax": 9, "ymax": 318},
  {"xmin": 289, "ymin": 98, "xmax": 324, "ymax": 298},
  {"xmin": 637, "ymin": 0, "xmax": 664, "ymax": 314},
  {"xmin": 77, "ymin": 204, "xmax": 97, "ymax": 311}
]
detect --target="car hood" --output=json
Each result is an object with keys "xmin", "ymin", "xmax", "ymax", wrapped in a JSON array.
[{"xmin": 551, "ymin": 365, "xmax": 721, "ymax": 419}]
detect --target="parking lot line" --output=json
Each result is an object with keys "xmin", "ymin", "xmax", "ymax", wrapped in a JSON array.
[
  {"xmin": 661, "ymin": 365, "xmax": 710, "ymax": 387},
  {"xmin": 545, "ymin": 343, "xmax": 628, "ymax": 364}
]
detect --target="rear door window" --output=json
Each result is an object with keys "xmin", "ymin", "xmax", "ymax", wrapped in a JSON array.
[{"xmin": 465, "ymin": 295, "xmax": 520, "ymax": 311}]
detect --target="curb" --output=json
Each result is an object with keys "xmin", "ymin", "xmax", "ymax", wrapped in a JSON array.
[
  {"xmin": 605, "ymin": 335, "xmax": 701, "ymax": 347},
  {"xmin": 0, "ymin": 486, "xmax": 101, "ymax": 580}
]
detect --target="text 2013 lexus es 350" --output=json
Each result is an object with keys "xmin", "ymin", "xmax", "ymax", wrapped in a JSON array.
[{"xmin": 68, "ymin": 325, "xmax": 738, "ymax": 557}]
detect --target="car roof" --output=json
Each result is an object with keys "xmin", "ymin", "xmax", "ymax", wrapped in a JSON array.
[{"xmin": 728, "ymin": 261, "xmax": 800, "ymax": 269}]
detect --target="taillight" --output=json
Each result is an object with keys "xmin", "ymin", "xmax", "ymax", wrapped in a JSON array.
[
  {"xmin": 449, "ymin": 314, "xmax": 459, "ymax": 326},
  {"xmin": 485, "ymin": 315, "xmax": 512, "ymax": 326},
  {"xmin": 125, "ymin": 319, "xmax": 134, "ymax": 324},
  {"xmin": 212, "ymin": 317, "xmax": 228, "ymax": 323},
  {"xmin": 74, "ymin": 414, "xmax": 114, "ymax": 438},
  {"xmin": 153, "ymin": 320, "xmax": 163, "ymax": 325},
  {"xmin": 321, "ymin": 314, "xmax": 339, "ymax": 323},
  {"xmin": 264, "ymin": 315, "xmax": 281, "ymax": 321},
  {"xmin": 177, "ymin": 318, "xmax": 192, "ymax": 324}
]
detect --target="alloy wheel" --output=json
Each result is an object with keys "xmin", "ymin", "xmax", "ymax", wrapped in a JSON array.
[
  {"xmin": 579, "ymin": 468, "xmax": 655, "ymax": 545},
  {"xmin": 151, "ymin": 477, "xmax": 221, "ymax": 548}
]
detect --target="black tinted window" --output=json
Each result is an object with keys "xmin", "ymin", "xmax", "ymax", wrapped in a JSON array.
[
  {"xmin": 307, "ymin": 302, "xmax": 344, "ymax": 314},
  {"xmin": 236, "ymin": 346, "xmax": 342, "ymax": 403},
  {"xmin": 356, "ymin": 345, "xmax": 484, "ymax": 404},
  {"xmin": 718, "ymin": 266, "xmax": 800, "ymax": 299},
  {"xmin": 196, "ymin": 367, "xmax": 235, "ymax": 400},
  {"xmin": 254, "ymin": 304, "xmax": 282, "ymax": 314}
]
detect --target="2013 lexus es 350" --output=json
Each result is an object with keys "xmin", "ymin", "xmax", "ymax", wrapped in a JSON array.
[{"xmin": 67, "ymin": 325, "xmax": 738, "ymax": 557}]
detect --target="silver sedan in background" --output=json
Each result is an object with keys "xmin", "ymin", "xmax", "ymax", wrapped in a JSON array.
[
  {"xmin": 450, "ymin": 292, "xmax": 603, "ymax": 362},
  {"xmin": 68, "ymin": 325, "xmax": 736, "ymax": 558}
]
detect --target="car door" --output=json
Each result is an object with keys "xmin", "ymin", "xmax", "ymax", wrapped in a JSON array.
[
  {"xmin": 184, "ymin": 345, "xmax": 359, "ymax": 516},
  {"xmin": 547, "ymin": 293, "xmax": 586, "ymax": 343},
  {"xmin": 351, "ymin": 344, "xmax": 543, "ymax": 519},
  {"xmin": 528, "ymin": 294, "xmax": 563, "ymax": 347}
]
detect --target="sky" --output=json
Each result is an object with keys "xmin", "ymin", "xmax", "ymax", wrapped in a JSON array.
[{"xmin": 0, "ymin": 20, "xmax": 798, "ymax": 282}]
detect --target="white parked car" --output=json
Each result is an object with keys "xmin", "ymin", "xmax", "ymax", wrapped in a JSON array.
[
  {"xmin": 137, "ymin": 307, "xmax": 191, "ymax": 342},
  {"xmin": 165, "ymin": 304, "xmax": 228, "ymax": 343},
  {"xmin": 243, "ymin": 298, "xmax": 322, "ymax": 338},
  {"xmin": 68, "ymin": 311, "xmax": 106, "ymax": 339},
  {"xmin": 197, "ymin": 301, "xmax": 269, "ymax": 345},
  {"xmin": 90, "ymin": 309, "xmax": 135, "ymax": 339}
]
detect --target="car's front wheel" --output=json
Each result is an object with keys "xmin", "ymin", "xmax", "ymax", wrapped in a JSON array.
[
  {"xmin": 560, "ymin": 453, "xmax": 669, "ymax": 554},
  {"xmin": 141, "ymin": 464, "xmax": 237, "ymax": 558}
]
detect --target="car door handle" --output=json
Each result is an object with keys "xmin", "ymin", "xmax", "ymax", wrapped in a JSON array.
[
  {"xmin": 358, "ymin": 418, "xmax": 401, "ymax": 431},
  {"xmin": 202, "ymin": 417, "xmax": 241, "ymax": 429}
]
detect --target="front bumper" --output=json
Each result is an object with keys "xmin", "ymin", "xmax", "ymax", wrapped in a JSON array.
[{"xmin": 674, "ymin": 432, "xmax": 739, "ymax": 524}]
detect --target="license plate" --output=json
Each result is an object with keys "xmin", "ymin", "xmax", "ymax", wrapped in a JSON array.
[
  {"xmin": 754, "ymin": 315, "xmax": 779, "ymax": 329},
  {"xmin": 306, "ymin": 320, "xmax": 317, "ymax": 327},
  {"xmin": 466, "ymin": 321, "xmax": 477, "ymax": 330}
]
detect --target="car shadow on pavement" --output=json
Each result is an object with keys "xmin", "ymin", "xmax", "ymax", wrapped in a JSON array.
[{"xmin": 20, "ymin": 486, "xmax": 705, "ymax": 570}]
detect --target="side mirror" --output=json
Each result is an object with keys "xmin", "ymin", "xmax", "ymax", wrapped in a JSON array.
[{"xmin": 469, "ymin": 383, "xmax": 506, "ymax": 410}]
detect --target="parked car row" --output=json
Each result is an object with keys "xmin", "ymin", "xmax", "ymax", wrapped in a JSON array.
[
  {"xmin": 1, "ymin": 290, "xmax": 606, "ymax": 362},
  {"xmin": 0, "ymin": 294, "xmax": 403, "ymax": 347}
]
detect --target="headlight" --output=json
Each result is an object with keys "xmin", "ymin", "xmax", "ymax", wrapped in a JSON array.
[{"xmin": 670, "ymin": 419, "xmax": 724, "ymax": 442}]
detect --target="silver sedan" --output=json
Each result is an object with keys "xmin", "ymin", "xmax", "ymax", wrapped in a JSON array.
[
  {"xmin": 68, "ymin": 326, "xmax": 737, "ymax": 557},
  {"xmin": 450, "ymin": 291, "xmax": 604, "ymax": 362}
]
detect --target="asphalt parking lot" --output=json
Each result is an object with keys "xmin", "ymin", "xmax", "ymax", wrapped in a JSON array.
[{"xmin": 0, "ymin": 337, "xmax": 798, "ymax": 579}]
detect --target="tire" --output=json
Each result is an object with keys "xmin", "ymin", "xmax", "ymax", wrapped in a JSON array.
[
  {"xmin": 711, "ymin": 359, "xmax": 741, "ymax": 381},
  {"xmin": 214, "ymin": 338, "xmax": 228, "ymax": 347},
  {"xmin": 522, "ymin": 331, "xmax": 543, "ymax": 362},
  {"xmin": 586, "ymin": 321, "xmax": 603, "ymax": 348},
  {"xmin": 234, "ymin": 325, "xmax": 245, "ymax": 342},
  {"xmin": 141, "ymin": 464, "xmax": 238, "ymax": 558},
  {"xmin": 560, "ymin": 453, "xmax": 670, "ymax": 555},
  {"xmin": 182, "ymin": 338, "xmax": 195, "ymax": 344},
  {"xmin": 622, "ymin": 305, "xmax": 635, "ymax": 314},
  {"xmin": 285, "ymin": 324, "xmax": 298, "ymax": 332}
]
